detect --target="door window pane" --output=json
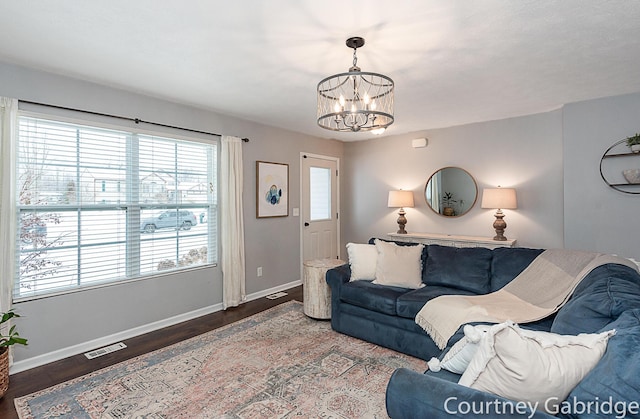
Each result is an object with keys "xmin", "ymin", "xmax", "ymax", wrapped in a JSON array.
[{"xmin": 310, "ymin": 167, "xmax": 331, "ymax": 221}]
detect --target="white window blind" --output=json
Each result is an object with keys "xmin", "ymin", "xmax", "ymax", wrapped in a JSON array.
[{"xmin": 15, "ymin": 116, "xmax": 218, "ymax": 300}]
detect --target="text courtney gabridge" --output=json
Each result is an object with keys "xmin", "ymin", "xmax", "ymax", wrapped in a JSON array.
[{"xmin": 444, "ymin": 396, "xmax": 640, "ymax": 418}]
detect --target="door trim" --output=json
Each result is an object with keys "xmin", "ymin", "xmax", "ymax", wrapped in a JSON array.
[{"xmin": 299, "ymin": 152, "xmax": 340, "ymax": 280}]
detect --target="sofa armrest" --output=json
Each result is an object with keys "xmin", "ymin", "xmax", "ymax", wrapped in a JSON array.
[
  {"xmin": 325, "ymin": 263, "xmax": 351, "ymax": 288},
  {"xmin": 386, "ymin": 368, "xmax": 554, "ymax": 419}
]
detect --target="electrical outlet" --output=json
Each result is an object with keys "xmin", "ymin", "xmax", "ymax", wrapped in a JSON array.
[{"xmin": 257, "ymin": 267, "xmax": 263, "ymax": 277}]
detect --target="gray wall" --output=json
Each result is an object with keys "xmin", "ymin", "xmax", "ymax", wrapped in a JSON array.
[
  {"xmin": 0, "ymin": 61, "xmax": 343, "ymax": 366},
  {"xmin": 341, "ymin": 91, "xmax": 640, "ymax": 264},
  {"xmin": 342, "ymin": 110, "xmax": 565, "ymax": 250},
  {"xmin": 563, "ymin": 92, "xmax": 640, "ymax": 260}
]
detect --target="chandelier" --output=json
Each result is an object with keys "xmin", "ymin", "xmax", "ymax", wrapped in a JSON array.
[{"xmin": 317, "ymin": 37, "xmax": 394, "ymax": 133}]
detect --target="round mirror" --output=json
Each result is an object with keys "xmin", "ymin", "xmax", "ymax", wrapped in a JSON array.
[{"xmin": 424, "ymin": 167, "xmax": 478, "ymax": 217}]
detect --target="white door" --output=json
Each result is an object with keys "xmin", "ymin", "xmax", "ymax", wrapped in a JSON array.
[{"xmin": 301, "ymin": 154, "xmax": 339, "ymax": 262}]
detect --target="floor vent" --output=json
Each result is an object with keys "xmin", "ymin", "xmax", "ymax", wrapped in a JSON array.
[
  {"xmin": 84, "ymin": 342, "xmax": 127, "ymax": 359},
  {"xmin": 266, "ymin": 291, "xmax": 288, "ymax": 300}
]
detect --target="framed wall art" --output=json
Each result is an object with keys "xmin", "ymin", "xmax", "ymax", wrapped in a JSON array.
[{"xmin": 256, "ymin": 161, "xmax": 289, "ymax": 218}]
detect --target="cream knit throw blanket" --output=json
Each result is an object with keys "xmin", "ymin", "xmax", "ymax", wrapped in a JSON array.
[{"xmin": 415, "ymin": 249, "xmax": 638, "ymax": 350}]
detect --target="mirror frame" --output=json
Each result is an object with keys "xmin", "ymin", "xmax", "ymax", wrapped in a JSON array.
[{"xmin": 424, "ymin": 166, "xmax": 478, "ymax": 217}]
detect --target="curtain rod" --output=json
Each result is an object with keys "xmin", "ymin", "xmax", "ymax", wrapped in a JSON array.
[{"xmin": 19, "ymin": 100, "xmax": 250, "ymax": 142}]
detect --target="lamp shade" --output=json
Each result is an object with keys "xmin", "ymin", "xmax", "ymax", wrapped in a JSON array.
[
  {"xmin": 481, "ymin": 188, "xmax": 517, "ymax": 209},
  {"xmin": 388, "ymin": 190, "xmax": 414, "ymax": 208}
]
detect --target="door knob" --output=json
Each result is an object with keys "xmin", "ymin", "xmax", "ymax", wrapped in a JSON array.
[{"xmin": 304, "ymin": 222, "xmax": 310, "ymax": 227}]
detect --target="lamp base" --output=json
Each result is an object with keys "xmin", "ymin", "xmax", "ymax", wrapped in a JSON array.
[
  {"xmin": 492, "ymin": 210, "xmax": 508, "ymax": 241},
  {"xmin": 396, "ymin": 209, "xmax": 408, "ymax": 234}
]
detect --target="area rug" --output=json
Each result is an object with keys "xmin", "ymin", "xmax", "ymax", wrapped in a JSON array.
[{"xmin": 15, "ymin": 301, "xmax": 425, "ymax": 418}]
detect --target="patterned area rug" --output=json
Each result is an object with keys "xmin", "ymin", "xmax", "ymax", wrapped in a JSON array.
[{"xmin": 15, "ymin": 301, "xmax": 425, "ymax": 418}]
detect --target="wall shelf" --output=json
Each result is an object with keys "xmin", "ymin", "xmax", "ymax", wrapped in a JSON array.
[
  {"xmin": 599, "ymin": 139, "xmax": 640, "ymax": 195},
  {"xmin": 388, "ymin": 232, "xmax": 517, "ymax": 249},
  {"xmin": 602, "ymin": 152, "xmax": 640, "ymax": 159}
]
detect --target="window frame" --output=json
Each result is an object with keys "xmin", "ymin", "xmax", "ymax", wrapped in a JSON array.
[{"xmin": 13, "ymin": 111, "xmax": 220, "ymax": 302}]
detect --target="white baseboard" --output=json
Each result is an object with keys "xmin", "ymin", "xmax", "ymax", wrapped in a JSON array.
[
  {"xmin": 10, "ymin": 279, "xmax": 302, "ymax": 375},
  {"xmin": 246, "ymin": 279, "xmax": 302, "ymax": 301}
]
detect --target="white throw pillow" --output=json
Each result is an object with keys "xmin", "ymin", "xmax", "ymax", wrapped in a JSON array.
[
  {"xmin": 371, "ymin": 239, "xmax": 424, "ymax": 289},
  {"xmin": 458, "ymin": 321, "xmax": 615, "ymax": 414},
  {"xmin": 346, "ymin": 243, "xmax": 378, "ymax": 281},
  {"xmin": 428, "ymin": 324, "xmax": 491, "ymax": 374}
]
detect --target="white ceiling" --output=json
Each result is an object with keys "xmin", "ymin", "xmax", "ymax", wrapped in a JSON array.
[{"xmin": 2, "ymin": 1, "xmax": 640, "ymax": 142}]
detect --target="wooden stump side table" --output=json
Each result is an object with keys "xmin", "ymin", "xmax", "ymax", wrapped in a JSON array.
[{"xmin": 303, "ymin": 258, "xmax": 345, "ymax": 319}]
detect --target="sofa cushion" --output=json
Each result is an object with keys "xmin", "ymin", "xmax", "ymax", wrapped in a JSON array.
[
  {"xmin": 566, "ymin": 309, "xmax": 640, "ymax": 416},
  {"xmin": 459, "ymin": 321, "xmax": 615, "ymax": 415},
  {"xmin": 395, "ymin": 285, "xmax": 476, "ymax": 319},
  {"xmin": 339, "ymin": 280, "xmax": 408, "ymax": 316},
  {"xmin": 551, "ymin": 264, "xmax": 640, "ymax": 335},
  {"xmin": 368, "ymin": 238, "xmax": 429, "ymax": 283},
  {"xmin": 372, "ymin": 239, "xmax": 424, "ymax": 289},
  {"xmin": 345, "ymin": 242, "xmax": 378, "ymax": 281},
  {"xmin": 337, "ymin": 303, "xmax": 443, "ymax": 360},
  {"xmin": 423, "ymin": 245, "xmax": 492, "ymax": 294},
  {"xmin": 490, "ymin": 247, "xmax": 544, "ymax": 291}
]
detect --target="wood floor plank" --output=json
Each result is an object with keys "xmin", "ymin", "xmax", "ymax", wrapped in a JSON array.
[{"xmin": 0, "ymin": 286, "xmax": 303, "ymax": 419}]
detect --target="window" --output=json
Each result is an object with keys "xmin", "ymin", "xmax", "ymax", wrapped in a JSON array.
[
  {"xmin": 309, "ymin": 166, "xmax": 331, "ymax": 220},
  {"xmin": 15, "ymin": 115, "xmax": 218, "ymax": 300}
]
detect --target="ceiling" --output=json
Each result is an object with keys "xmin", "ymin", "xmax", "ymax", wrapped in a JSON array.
[{"xmin": 2, "ymin": 1, "xmax": 640, "ymax": 142}]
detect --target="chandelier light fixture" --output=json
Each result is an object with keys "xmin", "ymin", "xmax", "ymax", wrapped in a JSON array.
[{"xmin": 317, "ymin": 37, "xmax": 394, "ymax": 133}]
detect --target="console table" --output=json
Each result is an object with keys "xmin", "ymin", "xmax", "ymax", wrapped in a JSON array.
[
  {"xmin": 303, "ymin": 258, "xmax": 345, "ymax": 319},
  {"xmin": 387, "ymin": 232, "xmax": 517, "ymax": 249}
]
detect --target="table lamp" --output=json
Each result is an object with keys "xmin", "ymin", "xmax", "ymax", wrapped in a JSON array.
[
  {"xmin": 481, "ymin": 187, "xmax": 517, "ymax": 241},
  {"xmin": 388, "ymin": 190, "xmax": 415, "ymax": 234}
]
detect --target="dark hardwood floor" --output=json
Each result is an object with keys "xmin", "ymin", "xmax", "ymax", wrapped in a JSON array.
[{"xmin": 0, "ymin": 285, "xmax": 303, "ymax": 418}]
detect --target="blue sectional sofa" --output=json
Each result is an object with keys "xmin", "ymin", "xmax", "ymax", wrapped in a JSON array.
[
  {"xmin": 325, "ymin": 239, "xmax": 640, "ymax": 418},
  {"xmin": 326, "ymin": 240, "xmax": 546, "ymax": 360}
]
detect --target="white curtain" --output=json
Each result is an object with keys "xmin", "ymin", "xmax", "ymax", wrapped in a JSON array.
[
  {"xmin": 0, "ymin": 98, "xmax": 17, "ymax": 314},
  {"xmin": 0, "ymin": 98, "xmax": 18, "ymax": 365},
  {"xmin": 220, "ymin": 135, "xmax": 246, "ymax": 309}
]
